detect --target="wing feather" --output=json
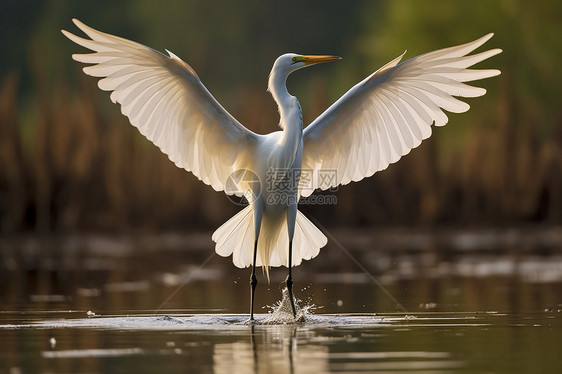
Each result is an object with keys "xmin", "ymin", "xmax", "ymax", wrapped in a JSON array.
[
  {"xmin": 62, "ymin": 19, "xmax": 257, "ymax": 192},
  {"xmin": 301, "ymin": 34, "xmax": 501, "ymax": 196}
]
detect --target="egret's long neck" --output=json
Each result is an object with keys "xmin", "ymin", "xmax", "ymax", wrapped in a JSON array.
[
  {"xmin": 268, "ymin": 69, "xmax": 291, "ymax": 119},
  {"xmin": 268, "ymin": 68, "xmax": 303, "ymax": 169},
  {"xmin": 269, "ymin": 69, "xmax": 302, "ymax": 128}
]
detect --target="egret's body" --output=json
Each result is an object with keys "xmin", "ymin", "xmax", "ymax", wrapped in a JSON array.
[{"xmin": 63, "ymin": 19, "xmax": 501, "ymax": 319}]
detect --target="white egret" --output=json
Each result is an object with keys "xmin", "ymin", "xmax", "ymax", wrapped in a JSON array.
[{"xmin": 62, "ymin": 19, "xmax": 501, "ymax": 320}]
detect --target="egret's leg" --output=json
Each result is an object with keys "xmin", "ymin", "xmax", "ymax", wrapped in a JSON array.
[
  {"xmin": 285, "ymin": 240, "xmax": 297, "ymax": 318},
  {"xmin": 285, "ymin": 205, "xmax": 298, "ymax": 318},
  {"xmin": 250, "ymin": 200, "xmax": 263, "ymax": 321},
  {"xmin": 249, "ymin": 239, "xmax": 258, "ymax": 321}
]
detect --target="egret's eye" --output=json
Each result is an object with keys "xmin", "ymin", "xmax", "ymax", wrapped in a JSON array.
[{"xmin": 292, "ymin": 57, "xmax": 297, "ymax": 63}]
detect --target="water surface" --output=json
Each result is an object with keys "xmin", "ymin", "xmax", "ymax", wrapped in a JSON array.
[
  {"xmin": 1, "ymin": 310, "xmax": 560, "ymax": 373},
  {"xmin": 1, "ymin": 229, "xmax": 561, "ymax": 373}
]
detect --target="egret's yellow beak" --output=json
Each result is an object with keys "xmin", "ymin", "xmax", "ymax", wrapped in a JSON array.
[{"xmin": 294, "ymin": 55, "xmax": 341, "ymax": 66}]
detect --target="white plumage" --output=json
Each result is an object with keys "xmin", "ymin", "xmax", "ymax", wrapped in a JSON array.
[
  {"xmin": 63, "ymin": 19, "xmax": 500, "ymax": 317},
  {"xmin": 301, "ymin": 34, "xmax": 502, "ymax": 194}
]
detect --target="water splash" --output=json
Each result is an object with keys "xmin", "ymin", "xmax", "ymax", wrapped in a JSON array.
[{"xmin": 261, "ymin": 288, "xmax": 316, "ymax": 324}]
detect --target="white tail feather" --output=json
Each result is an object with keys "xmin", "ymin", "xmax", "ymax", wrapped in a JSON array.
[{"xmin": 212, "ymin": 206, "xmax": 327, "ymax": 271}]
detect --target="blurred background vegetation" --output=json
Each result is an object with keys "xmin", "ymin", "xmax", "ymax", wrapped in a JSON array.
[{"xmin": 1, "ymin": 0, "xmax": 561, "ymax": 234}]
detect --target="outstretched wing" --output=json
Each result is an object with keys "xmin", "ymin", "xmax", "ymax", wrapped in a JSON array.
[
  {"xmin": 300, "ymin": 34, "xmax": 501, "ymax": 197},
  {"xmin": 62, "ymin": 19, "xmax": 258, "ymax": 192}
]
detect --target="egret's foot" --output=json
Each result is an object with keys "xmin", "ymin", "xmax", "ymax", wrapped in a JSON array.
[
  {"xmin": 244, "ymin": 316, "xmax": 260, "ymax": 325},
  {"xmin": 261, "ymin": 287, "xmax": 305, "ymax": 324},
  {"xmin": 284, "ymin": 275, "xmax": 297, "ymax": 318},
  {"xmin": 249, "ymin": 273, "xmax": 258, "ymax": 321}
]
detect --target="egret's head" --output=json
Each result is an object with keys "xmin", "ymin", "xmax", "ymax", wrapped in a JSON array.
[
  {"xmin": 274, "ymin": 53, "xmax": 341, "ymax": 75},
  {"xmin": 268, "ymin": 54, "xmax": 341, "ymax": 95}
]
